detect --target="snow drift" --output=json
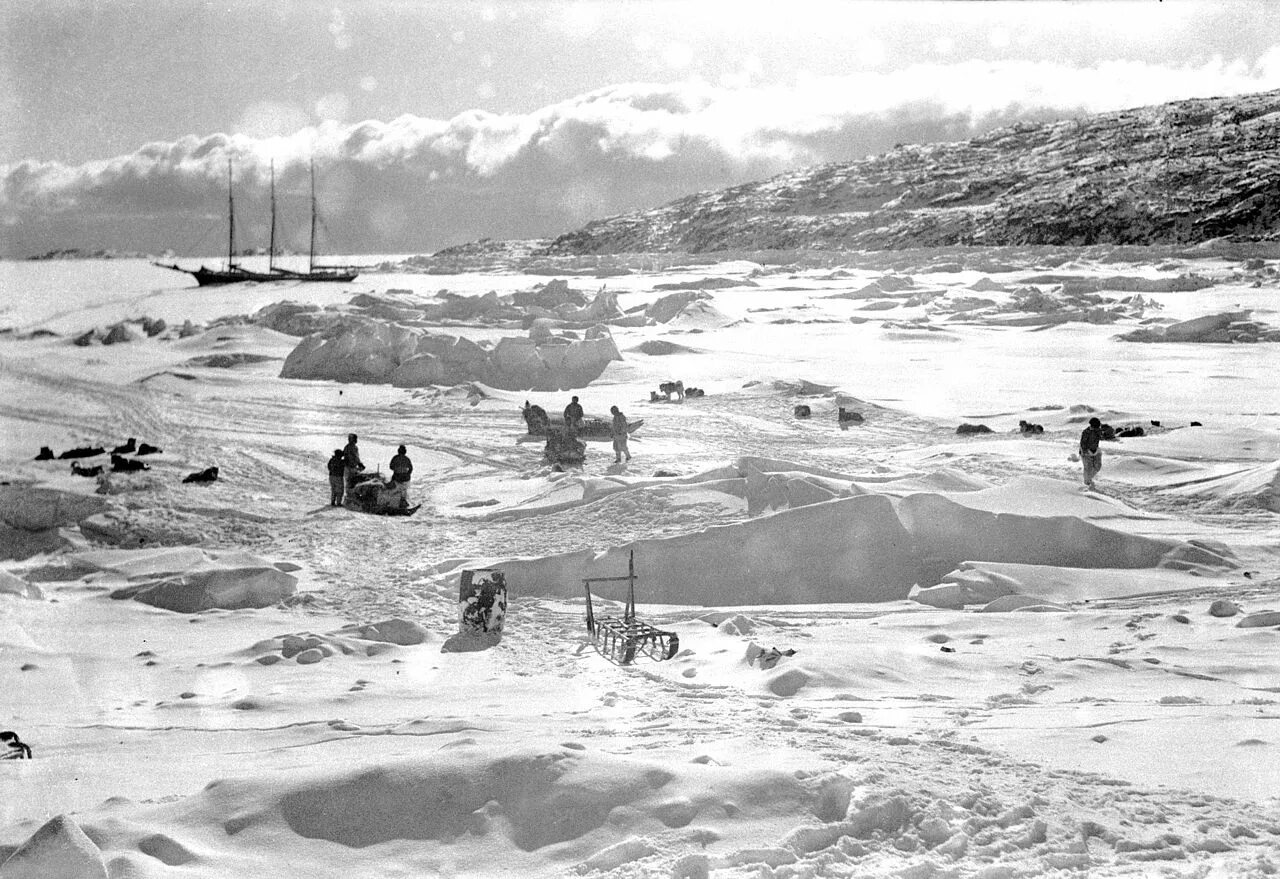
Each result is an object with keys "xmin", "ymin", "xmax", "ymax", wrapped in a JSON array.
[
  {"xmin": 279, "ymin": 317, "xmax": 622, "ymax": 391},
  {"xmin": 490, "ymin": 474, "xmax": 1232, "ymax": 605}
]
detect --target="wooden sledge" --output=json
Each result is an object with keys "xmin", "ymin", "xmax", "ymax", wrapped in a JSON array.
[
  {"xmin": 583, "ymin": 550, "xmax": 679, "ymax": 665},
  {"xmin": 521, "ymin": 402, "xmax": 643, "ymax": 441}
]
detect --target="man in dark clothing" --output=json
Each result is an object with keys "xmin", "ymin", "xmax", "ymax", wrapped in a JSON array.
[
  {"xmin": 390, "ymin": 445, "xmax": 413, "ymax": 483},
  {"xmin": 564, "ymin": 396, "xmax": 584, "ymax": 436},
  {"xmin": 327, "ymin": 449, "xmax": 346, "ymax": 506},
  {"xmin": 343, "ymin": 433, "xmax": 365, "ymax": 492},
  {"xmin": 385, "ymin": 445, "xmax": 413, "ymax": 509},
  {"xmin": 1079, "ymin": 417, "xmax": 1104, "ymax": 487}
]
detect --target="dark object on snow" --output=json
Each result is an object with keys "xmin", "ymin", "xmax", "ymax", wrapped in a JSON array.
[
  {"xmin": 70, "ymin": 462, "xmax": 102, "ymax": 477},
  {"xmin": 111, "ymin": 454, "xmax": 149, "ymax": 473},
  {"xmin": 136, "ymin": 442, "xmax": 163, "ymax": 456},
  {"xmin": 112, "ymin": 437, "xmax": 137, "ymax": 455},
  {"xmin": 34, "ymin": 447, "xmax": 54, "ymax": 461},
  {"xmin": 1, "ymin": 731, "xmax": 32, "ymax": 760},
  {"xmin": 1117, "ymin": 426, "xmax": 1145, "ymax": 438},
  {"xmin": 1099, "ymin": 423, "xmax": 1118, "ymax": 441},
  {"xmin": 58, "ymin": 445, "xmax": 105, "ymax": 459},
  {"xmin": 344, "ymin": 472, "xmax": 419, "ymax": 515},
  {"xmin": 583, "ymin": 550, "xmax": 679, "ymax": 666},
  {"xmin": 956, "ymin": 423, "xmax": 993, "ymax": 435},
  {"xmin": 1190, "ymin": 421, "xmax": 1203, "ymax": 427},
  {"xmin": 522, "ymin": 401, "xmax": 550, "ymax": 433},
  {"xmin": 458, "ymin": 569, "xmax": 507, "ymax": 637},
  {"xmin": 522, "ymin": 400, "xmax": 642, "ymax": 440},
  {"xmin": 1151, "ymin": 420, "xmax": 1162, "ymax": 427},
  {"xmin": 1018, "ymin": 420, "xmax": 1044, "ymax": 434},
  {"xmin": 544, "ymin": 426, "xmax": 586, "ymax": 468},
  {"xmin": 658, "ymin": 380, "xmax": 685, "ymax": 402},
  {"xmin": 749, "ymin": 646, "xmax": 797, "ymax": 669},
  {"xmin": 839, "ymin": 407, "xmax": 864, "ymax": 424},
  {"xmin": 794, "ymin": 404, "xmax": 812, "ymax": 418},
  {"xmin": 685, "ymin": 386, "xmax": 705, "ymax": 398},
  {"xmin": 183, "ymin": 466, "xmax": 219, "ymax": 484}
]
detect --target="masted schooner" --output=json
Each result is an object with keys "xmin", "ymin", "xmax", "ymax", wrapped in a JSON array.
[{"xmin": 155, "ymin": 157, "xmax": 358, "ymax": 285}]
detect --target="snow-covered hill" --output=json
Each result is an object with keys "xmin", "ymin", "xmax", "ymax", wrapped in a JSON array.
[{"xmin": 539, "ymin": 89, "xmax": 1280, "ymax": 255}]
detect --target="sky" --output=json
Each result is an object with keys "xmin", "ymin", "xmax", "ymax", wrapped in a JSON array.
[{"xmin": 3, "ymin": 0, "xmax": 1280, "ymax": 259}]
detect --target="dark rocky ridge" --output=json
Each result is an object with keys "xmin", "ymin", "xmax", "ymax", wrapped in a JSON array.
[{"xmin": 537, "ymin": 89, "xmax": 1280, "ymax": 255}]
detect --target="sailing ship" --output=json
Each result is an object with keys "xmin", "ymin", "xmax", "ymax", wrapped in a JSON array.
[
  {"xmin": 154, "ymin": 157, "xmax": 358, "ymax": 285},
  {"xmin": 266, "ymin": 158, "xmax": 359, "ymax": 283}
]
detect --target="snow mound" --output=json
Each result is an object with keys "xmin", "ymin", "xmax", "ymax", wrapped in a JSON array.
[
  {"xmin": 0, "ymin": 483, "xmax": 114, "ymax": 560},
  {"xmin": 645, "ymin": 291, "xmax": 710, "ymax": 323},
  {"xmin": 280, "ymin": 316, "xmax": 622, "ymax": 391},
  {"xmin": 109, "ymin": 564, "xmax": 297, "ymax": 613},
  {"xmin": 1165, "ymin": 460, "xmax": 1280, "ymax": 512},
  {"xmin": 17, "ymin": 741, "xmax": 812, "ymax": 877},
  {"xmin": 0, "ymin": 814, "xmax": 107, "ymax": 879},
  {"xmin": 667, "ymin": 299, "xmax": 733, "ymax": 329},
  {"xmin": 628, "ymin": 340, "xmax": 699, "ymax": 356},
  {"xmin": 489, "ymin": 470, "xmax": 1231, "ymax": 605}
]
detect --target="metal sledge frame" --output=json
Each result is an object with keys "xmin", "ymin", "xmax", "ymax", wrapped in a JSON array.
[{"xmin": 583, "ymin": 550, "xmax": 679, "ymax": 665}]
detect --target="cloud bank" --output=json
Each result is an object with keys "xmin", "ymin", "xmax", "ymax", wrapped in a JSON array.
[{"xmin": 6, "ymin": 55, "xmax": 1280, "ymax": 257}]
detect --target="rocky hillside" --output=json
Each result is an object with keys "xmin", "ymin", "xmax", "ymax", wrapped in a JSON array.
[{"xmin": 540, "ymin": 89, "xmax": 1280, "ymax": 255}]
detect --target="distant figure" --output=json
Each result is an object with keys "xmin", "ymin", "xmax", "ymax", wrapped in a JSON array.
[
  {"xmin": 34, "ymin": 446, "xmax": 54, "ymax": 461},
  {"xmin": 183, "ymin": 466, "xmax": 220, "ymax": 484},
  {"xmin": 58, "ymin": 445, "xmax": 105, "ymax": 460},
  {"xmin": 610, "ymin": 405, "xmax": 631, "ymax": 464},
  {"xmin": 111, "ymin": 454, "xmax": 149, "ymax": 473},
  {"xmin": 659, "ymin": 380, "xmax": 685, "ymax": 402},
  {"xmin": 343, "ymin": 433, "xmax": 365, "ymax": 491},
  {"xmin": 390, "ymin": 445, "xmax": 413, "ymax": 484},
  {"xmin": 327, "ymin": 449, "xmax": 347, "ymax": 506},
  {"xmin": 136, "ymin": 442, "xmax": 163, "ymax": 456},
  {"xmin": 112, "ymin": 438, "xmax": 137, "ymax": 455},
  {"xmin": 564, "ymin": 396, "xmax": 584, "ymax": 434},
  {"xmin": 521, "ymin": 401, "xmax": 550, "ymax": 435},
  {"xmin": 1, "ymin": 731, "xmax": 31, "ymax": 760},
  {"xmin": 1079, "ymin": 417, "xmax": 1104, "ymax": 487}
]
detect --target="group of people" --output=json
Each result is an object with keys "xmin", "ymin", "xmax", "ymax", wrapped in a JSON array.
[
  {"xmin": 326, "ymin": 434, "xmax": 414, "ymax": 508},
  {"xmin": 561, "ymin": 395, "xmax": 631, "ymax": 463}
]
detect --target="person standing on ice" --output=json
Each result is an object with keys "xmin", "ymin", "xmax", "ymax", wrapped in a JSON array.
[
  {"xmin": 1079, "ymin": 417, "xmax": 1104, "ymax": 488},
  {"xmin": 564, "ymin": 396, "xmax": 584, "ymax": 436},
  {"xmin": 610, "ymin": 405, "xmax": 631, "ymax": 464},
  {"xmin": 343, "ymin": 433, "xmax": 365, "ymax": 492},
  {"xmin": 326, "ymin": 449, "xmax": 347, "ymax": 506},
  {"xmin": 388, "ymin": 445, "xmax": 413, "ymax": 507}
]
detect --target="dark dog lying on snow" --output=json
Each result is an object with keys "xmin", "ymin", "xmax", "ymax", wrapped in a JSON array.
[{"xmin": 182, "ymin": 466, "xmax": 219, "ymax": 484}]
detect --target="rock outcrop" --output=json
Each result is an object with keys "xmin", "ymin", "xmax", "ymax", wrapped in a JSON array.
[{"xmin": 536, "ymin": 89, "xmax": 1280, "ymax": 254}]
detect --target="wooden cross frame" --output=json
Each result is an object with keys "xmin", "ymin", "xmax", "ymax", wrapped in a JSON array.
[{"xmin": 583, "ymin": 550, "xmax": 680, "ymax": 665}]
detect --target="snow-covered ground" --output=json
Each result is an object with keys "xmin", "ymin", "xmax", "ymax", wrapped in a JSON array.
[{"xmin": 1, "ymin": 249, "xmax": 1279, "ymax": 877}]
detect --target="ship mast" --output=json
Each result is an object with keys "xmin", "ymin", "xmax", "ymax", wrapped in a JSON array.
[
  {"xmin": 309, "ymin": 156, "xmax": 318, "ymax": 274},
  {"xmin": 226, "ymin": 156, "xmax": 237, "ymax": 269},
  {"xmin": 268, "ymin": 159, "xmax": 277, "ymax": 273}
]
